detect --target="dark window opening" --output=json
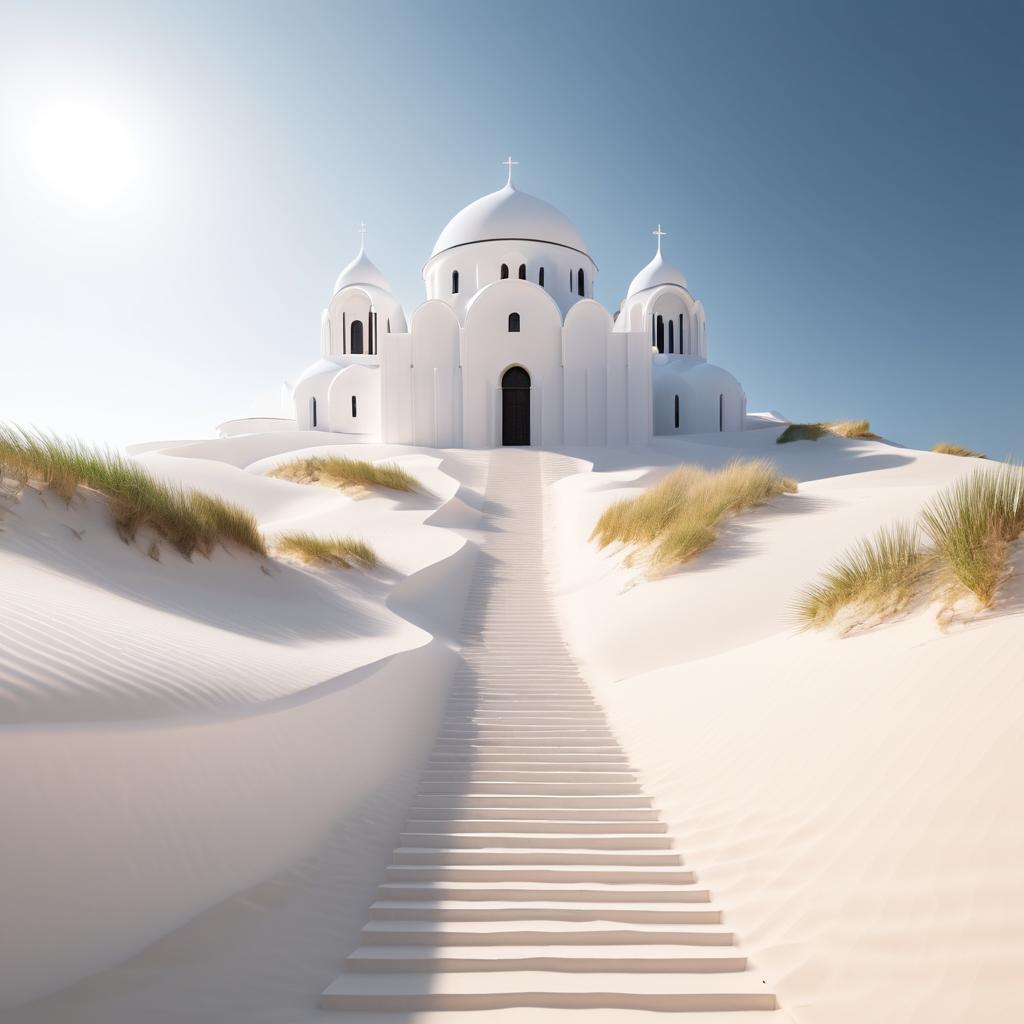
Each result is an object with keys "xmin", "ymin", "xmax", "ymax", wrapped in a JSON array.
[
  {"xmin": 518, "ymin": 263, "xmax": 526, "ymax": 280},
  {"xmin": 452, "ymin": 270, "xmax": 459, "ymax": 294},
  {"xmin": 350, "ymin": 319, "xmax": 364, "ymax": 354},
  {"xmin": 310, "ymin": 396, "xmax": 317, "ymax": 428},
  {"xmin": 500, "ymin": 264, "xmax": 509, "ymax": 280},
  {"xmin": 508, "ymin": 312, "xmax": 521, "ymax": 332},
  {"xmin": 655, "ymin": 315, "xmax": 665, "ymax": 353},
  {"xmin": 538, "ymin": 267, "xmax": 545, "ymax": 287},
  {"xmin": 674, "ymin": 395, "xmax": 680, "ymax": 429},
  {"xmin": 501, "ymin": 366, "xmax": 531, "ymax": 446},
  {"xmin": 386, "ymin": 317, "xmax": 391, "ymax": 333},
  {"xmin": 719, "ymin": 394, "xmax": 724, "ymax": 432},
  {"xmin": 679, "ymin": 314, "xmax": 684, "ymax": 354},
  {"xmin": 569, "ymin": 269, "xmax": 573, "ymax": 290},
  {"xmin": 352, "ymin": 395, "xmax": 358, "ymax": 418},
  {"xmin": 668, "ymin": 319, "xmax": 674, "ymax": 353},
  {"xmin": 577, "ymin": 268, "xmax": 584, "ymax": 296}
]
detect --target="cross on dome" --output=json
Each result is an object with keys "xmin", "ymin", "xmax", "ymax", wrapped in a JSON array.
[
  {"xmin": 653, "ymin": 224, "xmax": 666, "ymax": 253},
  {"xmin": 502, "ymin": 155, "xmax": 518, "ymax": 186},
  {"xmin": 358, "ymin": 221, "xmax": 367, "ymax": 247}
]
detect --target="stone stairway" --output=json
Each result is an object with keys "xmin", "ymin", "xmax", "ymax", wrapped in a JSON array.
[{"xmin": 321, "ymin": 449, "xmax": 776, "ymax": 1014}]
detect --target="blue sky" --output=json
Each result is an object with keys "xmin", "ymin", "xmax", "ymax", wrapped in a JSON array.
[{"xmin": 0, "ymin": 0, "xmax": 1021, "ymax": 454}]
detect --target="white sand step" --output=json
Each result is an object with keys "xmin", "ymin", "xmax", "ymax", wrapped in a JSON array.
[
  {"xmin": 367, "ymin": 900, "xmax": 722, "ymax": 924},
  {"xmin": 346, "ymin": 944, "xmax": 746, "ymax": 972},
  {"xmin": 384, "ymin": 864, "xmax": 697, "ymax": 884},
  {"xmin": 320, "ymin": 970, "xmax": 777, "ymax": 1012},
  {"xmin": 405, "ymin": 818, "xmax": 668, "ymax": 834},
  {"xmin": 376, "ymin": 880, "xmax": 713, "ymax": 903},
  {"xmin": 361, "ymin": 919, "xmax": 734, "ymax": 946},
  {"xmin": 399, "ymin": 831, "xmax": 673, "ymax": 850},
  {"xmin": 406, "ymin": 806, "xmax": 662, "ymax": 822},
  {"xmin": 412, "ymin": 794, "xmax": 654, "ymax": 809},
  {"xmin": 392, "ymin": 847, "xmax": 684, "ymax": 867}
]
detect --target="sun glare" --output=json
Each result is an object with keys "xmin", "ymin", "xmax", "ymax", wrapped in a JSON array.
[{"xmin": 28, "ymin": 99, "xmax": 142, "ymax": 207}]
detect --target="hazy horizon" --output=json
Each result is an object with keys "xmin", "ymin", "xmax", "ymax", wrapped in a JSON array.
[{"xmin": 1, "ymin": 0, "xmax": 1021, "ymax": 455}]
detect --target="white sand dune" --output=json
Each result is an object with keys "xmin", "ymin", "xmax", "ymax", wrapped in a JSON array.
[
  {"xmin": 549, "ymin": 429, "xmax": 1024, "ymax": 1023},
  {"xmin": 2, "ymin": 427, "xmax": 1021, "ymax": 1021}
]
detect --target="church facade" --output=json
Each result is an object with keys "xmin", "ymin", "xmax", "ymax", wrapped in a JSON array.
[{"xmin": 291, "ymin": 163, "xmax": 746, "ymax": 448}]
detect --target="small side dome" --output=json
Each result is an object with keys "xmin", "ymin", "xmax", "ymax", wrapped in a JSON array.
[
  {"xmin": 333, "ymin": 241, "xmax": 393, "ymax": 295},
  {"xmin": 626, "ymin": 226, "xmax": 688, "ymax": 298}
]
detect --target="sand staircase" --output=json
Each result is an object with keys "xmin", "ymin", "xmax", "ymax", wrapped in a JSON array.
[{"xmin": 321, "ymin": 449, "xmax": 776, "ymax": 1014}]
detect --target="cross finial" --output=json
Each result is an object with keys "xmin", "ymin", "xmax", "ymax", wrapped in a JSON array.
[
  {"xmin": 502, "ymin": 155, "xmax": 518, "ymax": 185},
  {"xmin": 358, "ymin": 221, "xmax": 367, "ymax": 248},
  {"xmin": 653, "ymin": 224, "xmax": 666, "ymax": 253}
]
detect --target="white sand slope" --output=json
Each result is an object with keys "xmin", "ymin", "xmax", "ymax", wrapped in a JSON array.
[
  {"xmin": 549, "ymin": 429, "xmax": 1024, "ymax": 1023},
  {"xmin": 3, "ymin": 427, "xmax": 1022, "ymax": 1022}
]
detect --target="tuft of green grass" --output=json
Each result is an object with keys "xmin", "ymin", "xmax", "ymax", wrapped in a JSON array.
[
  {"xmin": 777, "ymin": 419, "xmax": 879, "ymax": 444},
  {"xmin": 920, "ymin": 462, "xmax": 1024, "ymax": 606},
  {"xmin": 795, "ymin": 523, "xmax": 933, "ymax": 630},
  {"xmin": 591, "ymin": 458, "xmax": 797, "ymax": 573},
  {"xmin": 931, "ymin": 442, "xmax": 986, "ymax": 459},
  {"xmin": 0, "ymin": 425, "xmax": 266, "ymax": 558},
  {"xmin": 269, "ymin": 455, "xmax": 418, "ymax": 493},
  {"xmin": 274, "ymin": 532, "xmax": 378, "ymax": 569}
]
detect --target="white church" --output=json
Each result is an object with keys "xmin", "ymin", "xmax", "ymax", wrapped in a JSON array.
[{"xmin": 291, "ymin": 160, "xmax": 746, "ymax": 448}]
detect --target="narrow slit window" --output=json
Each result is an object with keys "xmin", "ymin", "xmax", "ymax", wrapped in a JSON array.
[
  {"xmin": 452, "ymin": 270, "xmax": 459, "ymax": 294},
  {"xmin": 656, "ymin": 315, "xmax": 665, "ymax": 353},
  {"xmin": 538, "ymin": 266, "xmax": 545, "ymax": 287},
  {"xmin": 674, "ymin": 395, "xmax": 680, "ymax": 429},
  {"xmin": 310, "ymin": 396, "xmax": 317, "ymax": 428},
  {"xmin": 508, "ymin": 312, "xmax": 521, "ymax": 332},
  {"xmin": 668, "ymin": 319, "xmax": 674, "ymax": 353},
  {"xmin": 577, "ymin": 268, "xmax": 584, "ymax": 296},
  {"xmin": 719, "ymin": 394, "xmax": 724, "ymax": 431},
  {"xmin": 352, "ymin": 395, "xmax": 358, "ymax": 418}
]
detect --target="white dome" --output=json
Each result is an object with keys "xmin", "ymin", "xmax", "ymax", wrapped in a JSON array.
[
  {"xmin": 626, "ymin": 242, "xmax": 688, "ymax": 298},
  {"xmin": 432, "ymin": 181, "xmax": 588, "ymax": 258},
  {"xmin": 333, "ymin": 245, "xmax": 393, "ymax": 295}
]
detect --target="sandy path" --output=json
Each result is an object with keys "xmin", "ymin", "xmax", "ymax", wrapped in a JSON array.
[{"xmin": 321, "ymin": 449, "xmax": 776, "ymax": 1016}]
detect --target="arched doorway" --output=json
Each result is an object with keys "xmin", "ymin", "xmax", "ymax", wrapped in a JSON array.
[{"xmin": 501, "ymin": 366, "xmax": 530, "ymax": 446}]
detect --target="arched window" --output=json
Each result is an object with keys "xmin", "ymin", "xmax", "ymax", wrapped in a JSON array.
[
  {"xmin": 538, "ymin": 267, "xmax": 545, "ymax": 287},
  {"xmin": 577, "ymin": 268, "xmax": 584, "ymax": 296},
  {"xmin": 452, "ymin": 270, "xmax": 459, "ymax": 294},
  {"xmin": 508, "ymin": 312, "xmax": 521, "ymax": 333},
  {"xmin": 309, "ymin": 396, "xmax": 317, "ymax": 429},
  {"xmin": 500, "ymin": 264, "xmax": 509, "ymax": 280},
  {"xmin": 352, "ymin": 395, "xmax": 358, "ymax": 418},
  {"xmin": 518, "ymin": 263, "xmax": 526, "ymax": 280},
  {"xmin": 350, "ymin": 319, "xmax": 364, "ymax": 354},
  {"xmin": 719, "ymin": 394, "xmax": 724, "ymax": 432},
  {"xmin": 655, "ymin": 315, "xmax": 664, "ymax": 353},
  {"xmin": 674, "ymin": 395, "xmax": 680, "ymax": 429},
  {"xmin": 668, "ymin": 319, "xmax": 674, "ymax": 353}
]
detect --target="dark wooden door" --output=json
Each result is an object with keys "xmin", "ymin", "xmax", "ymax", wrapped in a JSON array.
[{"xmin": 501, "ymin": 368, "xmax": 531, "ymax": 446}]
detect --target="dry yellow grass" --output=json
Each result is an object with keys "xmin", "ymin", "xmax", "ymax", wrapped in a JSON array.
[
  {"xmin": 591, "ymin": 458, "xmax": 797, "ymax": 574},
  {"xmin": 0, "ymin": 425, "xmax": 265, "ymax": 558},
  {"xmin": 931, "ymin": 442, "xmax": 986, "ymax": 459},
  {"xmin": 795, "ymin": 523, "xmax": 933, "ymax": 630},
  {"xmin": 274, "ymin": 532, "xmax": 378, "ymax": 569},
  {"xmin": 269, "ymin": 455, "xmax": 418, "ymax": 493},
  {"xmin": 777, "ymin": 419, "xmax": 879, "ymax": 444},
  {"xmin": 920, "ymin": 462, "xmax": 1024, "ymax": 606}
]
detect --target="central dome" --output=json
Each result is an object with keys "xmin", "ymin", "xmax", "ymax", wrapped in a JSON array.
[{"xmin": 432, "ymin": 182, "xmax": 588, "ymax": 258}]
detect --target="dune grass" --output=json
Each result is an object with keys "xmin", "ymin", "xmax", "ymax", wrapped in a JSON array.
[
  {"xmin": 920, "ymin": 462, "xmax": 1024, "ymax": 606},
  {"xmin": 269, "ymin": 455, "xmax": 418, "ymax": 493},
  {"xmin": 0, "ymin": 425, "xmax": 266, "ymax": 558},
  {"xmin": 274, "ymin": 532, "xmax": 378, "ymax": 569},
  {"xmin": 591, "ymin": 458, "xmax": 797, "ymax": 574},
  {"xmin": 776, "ymin": 419, "xmax": 879, "ymax": 444},
  {"xmin": 931, "ymin": 442, "xmax": 986, "ymax": 459},
  {"xmin": 799, "ymin": 461, "xmax": 1024, "ymax": 629},
  {"xmin": 795, "ymin": 523, "xmax": 933, "ymax": 630}
]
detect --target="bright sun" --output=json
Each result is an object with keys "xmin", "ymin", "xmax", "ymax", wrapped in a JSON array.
[{"xmin": 28, "ymin": 99, "xmax": 141, "ymax": 207}]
